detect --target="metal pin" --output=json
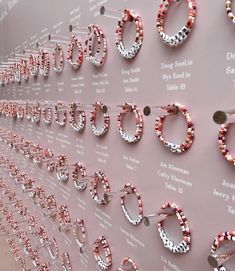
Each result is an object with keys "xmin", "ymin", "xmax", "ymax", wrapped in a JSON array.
[
  {"xmin": 79, "ymin": 240, "xmax": 95, "ymax": 254},
  {"xmin": 118, "ymin": 104, "xmax": 134, "ymax": 110},
  {"xmin": 14, "ymin": 53, "xmax": 30, "ymax": 59},
  {"xmin": 36, "ymin": 42, "xmax": 53, "ymax": 51},
  {"xmin": 103, "ymin": 188, "xmax": 130, "ymax": 202},
  {"xmin": 143, "ymin": 104, "xmax": 179, "ymax": 117},
  {"xmin": 69, "ymin": 102, "xmax": 85, "ymax": 111},
  {"xmin": 17, "ymin": 219, "xmax": 28, "ymax": 224},
  {"xmin": 208, "ymin": 250, "xmax": 235, "ymax": 268},
  {"xmin": 69, "ymin": 24, "xmax": 88, "ymax": 34},
  {"xmin": 79, "ymin": 176, "xmax": 93, "ymax": 184},
  {"xmin": 100, "ymin": 105, "xmax": 117, "ymax": 114},
  {"xmin": 42, "ymin": 157, "xmax": 56, "ymax": 164},
  {"xmin": 23, "ymin": 188, "xmax": 35, "ymax": 194},
  {"xmin": 96, "ymin": 104, "xmax": 133, "ymax": 115},
  {"xmin": 43, "ymin": 208, "xmax": 57, "ymax": 218},
  {"xmin": 143, "ymin": 208, "xmax": 176, "ymax": 227},
  {"xmin": 213, "ymin": 110, "xmax": 235, "ymax": 125},
  {"xmin": 1, "ymin": 61, "xmax": 17, "ymax": 65},
  {"xmin": 36, "ymin": 241, "xmax": 50, "ymax": 250},
  {"xmin": 23, "ymin": 49, "xmax": 38, "ymax": 53},
  {"xmin": 56, "ymin": 164, "xmax": 74, "ymax": 171},
  {"xmin": 58, "ymin": 222, "xmax": 73, "ymax": 232},
  {"xmin": 14, "ymin": 53, "xmax": 26, "ymax": 57},
  {"xmin": 19, "ymin": 146, "xmax": 31, "ymax": 151},
  {"xmin": 48, "ymin": 34, "xmax": 69, "ymax": 40},
  {"xmin": 32, "ymin": 150, "xmax": 44, "ymax": 156},
  {"xmin": 43, "ymin": 101, "xmax": 57, "ymax": 107},
  {"xmin": 12, "ymin": 142, "xmax": 26, "ymax": 148},
  {"xmin": 54, "ymin": 104, "xmax": 67, "ymax": 111},
  {"xmin": 48, "ymin": 34, "xmax": 69, "ymax": 44},
  {"xmin": 100, "ymin": 6, "xmax": 133, "ymax": 21}
]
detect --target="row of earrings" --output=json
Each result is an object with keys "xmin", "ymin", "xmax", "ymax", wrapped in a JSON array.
[{"xmin": 0, "ymin": 100, "xmax": 194, "ymax": 153}]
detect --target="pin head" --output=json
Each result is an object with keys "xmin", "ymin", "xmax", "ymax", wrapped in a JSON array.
[
  {"xmin": 69, "ymin": 25, "xmax": 73, "ymax": 32},
  {"xmin": 79, "ymin": 246, "xmax": 84, "ymax": 254},
  {"xmin": 207, "ymin": 255, "xmax": 219, "ymax": 268},
  {"xmin": 213, "ymin": 111, "xmax": 227, "ymax": 125},
  {"xmin": 71, "ymin": 103, "xmax": 77, "ymax": 110},
  {"xmin": 103, "ymin": 193, "xmax": 109, "ymax": 202},
  {"xmin": 100, "ymin": 6, "xmax": 105, "ymax": 16},
  {"xmin": 143, "ymin": 217, "xmax": 150, "ymax": 227},
  {"xmin": 143, "ymin": 106, "xmax": 151, "ymax": 116},
  {"xmin": 102, "ymin": 105, "xmax": 108, "ymax": 114},
  {"xmin": 124, "ymin": 9, "xmax": 134, "ymax": 22},
  {"xmin": 171, "ymin": 105, "xmax": 179, "ymax": 115}
]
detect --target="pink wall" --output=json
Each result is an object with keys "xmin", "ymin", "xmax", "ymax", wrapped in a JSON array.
[{"xmin": 0, "ymin": 0, "xmax": 235, "ymax": 270}]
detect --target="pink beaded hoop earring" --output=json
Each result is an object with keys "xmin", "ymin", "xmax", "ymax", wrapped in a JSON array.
[{"xmin": 156, "ymin": 0, "xmax": 196, "ymax": 46}]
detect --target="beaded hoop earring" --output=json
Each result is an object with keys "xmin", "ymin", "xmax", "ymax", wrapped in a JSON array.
[
  {"xmin": 39, "ymin": 50, "xmax": 50, "ymax": 77},
  {"xmin": 43, "ymin": 195, "xmax": 57, "ymax": 217},
  {"xmin": 157, "ymin": 202, "xmax": 191, "ymax": 254},
  {"xmin": 218, "ymin": 124, "xmax": 235, "ymax": 166},
  {"xmin": 73, "ymin": 219, "xmax": 87, "ymax": 248},
  {"xmin": 13, "ymin": 63, "xmax": 22, "ymax": 83},
  {"xmin": 58, "ymin": 205, "xmax": 72, "ymax": 232},
  {"xmin": 55, "ymin": 101, "xmax": 67, "ymax": 127},
  {"xmin": 156, "ymin": 0, "xmax": 196, "ymax": 46},
  {"xmin": 90, "ymin": 172, "xmax": 110, "ymax": 205},
  {"xmin": 16, "ymin": 104, "xmax": 25, "ymax": 120},
  {"xmin": 55, "ymin": 155, "xmax": 69, "ymax": 183},
  {"xmin": 115, "ymin": 9, "xmax": 144, "ymax": 59},
  {"xmin": 43, "ymin": 106, "xmax": 53, "ymax": 125},
  {"xmin": 84, "ymin": 24, "xmax": 107, "ymax": 66},
  {"xmin": 226, "ymin": 0, "xmax": 235, "ymax": 23},
  {"xmin": 93, "ymin": 236, "xmax": 112, "ymax": 270},
  {"xmin": 47, "ymin": 238, "xmax": 59, "ymax": 260},
  {"xmin": 117, "ymin": 103, "xmax": 143, "ymax": 143},
  {"xmin": 210, "ymin": 231, "xmax": 235, "ymax": 271},
  {"xmin": 72, "ymin": 162, "xmax": 87, "ymax": 191},
  {"xmin": 32, "ymin": 103, "xmax": 41, "ymax": 123},
  {"xmin": 120, "ymin": 183, "xmax": 143, "ymax": 226},
  {"xmin": 42, "ymin": 148, "xmax": 55, "ymax": 171},
  {"xmin": 69, "ymin": 103, "xmax": 86, "ymax": 133},
  {"xmin": 118, "ymin": 257, "xmax": 139, "ymax": 271},
  {"xmin": 29, "ymin": 54, "xmax": 40, "ymax": 77},
  {"xmin": 25, "ymin": 103, "xmax": 33, "ymax": 121},
  {"xmin": 20, "ymin": 59, "xmax": 29, "ymax": 81},
  {"xmin": 67, "ymin": 35, "xmax": 83, "ymax": 70},
  {"xmin": 155, "ymin": 103, "xmax": 194, "ymax": 154},
  {"xmin": 90, "ymin": 102, "xmax": 110, "ymax": 137},
  {"xmin": 53, "ymin": 43, "xmax": 64, "ymax": 73},
  {"xmin": 61, "ymin": 253, "xmax": 72, "ymax": 271}
]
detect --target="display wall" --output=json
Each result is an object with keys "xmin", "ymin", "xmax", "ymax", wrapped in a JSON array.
[{"xmin": 1, "ymin": 0, "xmax": 235, "ymax": 270}]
